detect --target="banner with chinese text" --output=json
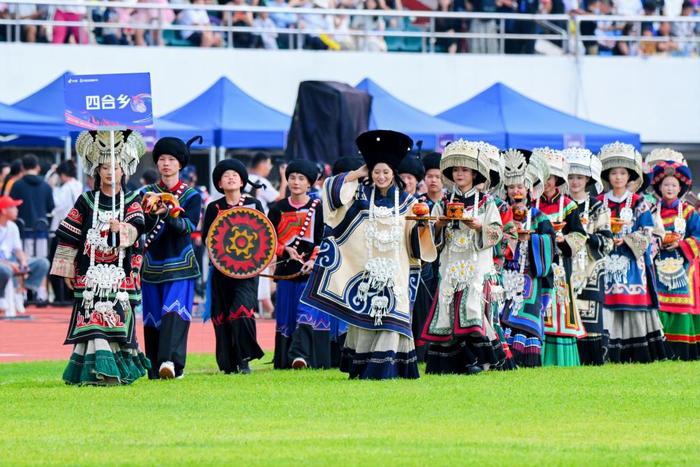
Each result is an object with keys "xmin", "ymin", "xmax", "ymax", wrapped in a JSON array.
[{"xmin": 63, "ymin": 73, "xmax": 153, "ymax": 130}]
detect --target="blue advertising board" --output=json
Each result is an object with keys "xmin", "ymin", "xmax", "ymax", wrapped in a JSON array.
[{"xmin": 63, "ymin": 73, "xmax": 152, "ymax": 130}]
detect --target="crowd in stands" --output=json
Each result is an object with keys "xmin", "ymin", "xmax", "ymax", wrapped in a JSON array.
[{"xmin": 0, "ymin": 0, "xmax": 699, "ymax": 54}]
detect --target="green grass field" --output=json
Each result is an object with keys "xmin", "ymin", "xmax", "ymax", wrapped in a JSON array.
[{"xmin": 1, "ymin": 354, "xmax": 699, "ymax": 465}]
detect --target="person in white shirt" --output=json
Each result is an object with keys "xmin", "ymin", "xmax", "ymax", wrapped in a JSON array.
[
  {"xmin": 177, "ymin": 0, "xmax": 223, "ymax": 47},
  {"xmin": 50, "ymin": 161, "xmax": 83, "ymax": 233},
  {"xmin": 244, "ymin": 153, "xmax": 287, "ymax": 318},
  {"xmin": 48, "ymin": 161, "xmax": 82, "ymax": 304},
  {"xmin": 613, "ymin": 0, "xmax": 642, "ymax": 16},
  {"xmin": 0, "ymin": 196, "xmax": 50, "ymax": 314},
  {"xmin": 254, "ymin": 11, "xmax": 280, "ymax": 49},
  {"xmin": 245, "ymin": 152, "xmax": 287, "ymax": 213}
]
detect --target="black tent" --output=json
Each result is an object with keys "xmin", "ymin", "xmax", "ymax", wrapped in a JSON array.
[{"xmin": 285, "ymin": 81, "xmax": 371, "ymax": 164}]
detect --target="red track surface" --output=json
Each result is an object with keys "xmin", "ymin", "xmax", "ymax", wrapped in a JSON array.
[{"xmin": 0, "ymin": 306, "xmax": 276, "ymax": 363}]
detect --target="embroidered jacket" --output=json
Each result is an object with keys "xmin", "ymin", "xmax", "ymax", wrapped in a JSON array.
[
  {"xmin": 141, "ymin": 181, "xmax": 202, "ymax": 283},
  {"xmin": 267, "ymin": 197, "xmax": 324, "ymax": 282}
]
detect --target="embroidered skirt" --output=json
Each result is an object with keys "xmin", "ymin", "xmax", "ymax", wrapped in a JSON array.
[
  {"xmin": 340, "ymin": 326, "xmax": 419, "ymax": 380},
  {"xmin": 63, "ymin": 338, "xmax": 150, "ymax": 385},
  {"xmin": 658, "ymin": 311, "xmax": 700, "ymax": 361},
  {"xmin": 604, "ymin": 308, "xmax": 670, "ymax": 363}
]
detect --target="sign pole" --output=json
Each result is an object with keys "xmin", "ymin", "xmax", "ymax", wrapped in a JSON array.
[
  {"xmin": 110, "ymin": 129, "xmax": 117, "ymax": 246},
  {"xmin": 99, "ymin": 125, "xmax": 125, "ymax": 245}
]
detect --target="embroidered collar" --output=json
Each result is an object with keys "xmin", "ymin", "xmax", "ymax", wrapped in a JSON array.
[
  {"xmin": 606, "ymin": 190, "xmax": 632, "ymax": 203},
  {"xmin": 661, "ymin": 198, "xmax": 680, "ymax": 209},
  {"xmin": 540, "ymin": 189, "xmax": 562, "ymax": 204},
  {"xmin": 288, "ymin": 195, "xmax": 311, "ymax": 209},
  {"xmin": 158, "ymin": 180, "xmax": 186, "ymax": 194},
  {"xmin": 372, "ymin": 185, "xmax": 399, "ymax": 200}
]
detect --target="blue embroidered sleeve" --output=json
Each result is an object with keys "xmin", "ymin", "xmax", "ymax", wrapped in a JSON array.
[{"xmin": 324, "ymin": 174, "xmax": 348, "ymax": 211}]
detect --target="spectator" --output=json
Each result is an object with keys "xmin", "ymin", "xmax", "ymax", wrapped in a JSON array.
[
  {"xmin": 378, "ymin": 0, "xmax": 402, "ymax": 30},
  {"xmin": 672, "ymin": 1, "xmax": 698, "ymax": 55},
  {"xmin": 177, "ymin": 0, "xmax": 223, "ymax": 47},
  {"xmin": 0, "ymin": 163, "xmax": 10, "ymax": 192},
  {"xmin": 225, "ymin": 0, "xmax": 259, "ymax": 48},
  {"xmin": 656, "ymin": 21, "xmax": 681, "ymax": 53},
  {"xmin": 140, "ymin": 168, "xmax": 160, "ymax": 187},
  {"xmin": 269, "ymin": 0, "xmax": 299, "ymax": 48},
  {"xmin": 133, "ymin": 0, "xmax": 176, "ymax": 46},
  {"xmin": 0, "ymin": 4, "xmax": 8, "ymax": 42},
  {"xmin": 613, "ymin": 0, "xmax": 642, "ymax": 16},
  {"xmin": 254, "ymin": 10, "xmax": 280, "ymax": 49},
  {"xmin": 434, "ymin": 0, "xmax": 460, "ymax": 53},
  {"xmin": 48, "ymin": 161, "xmax": 82, "ymax": 305},
  {"xmin": 0, "ymin": 196, "xmax": 50, "ymax": 314},
  {"xmin": 299, "ymin": 0, "xmax": 338, "ymax": 50},
  {"xmin": 52, "ymin": 0, "xmax": 88, "ymax": 44},
  {"xmin": 245, "ymin": 152, "xmax": 286, "ymax": 212},
  {"xmin": 351, "ymin": 0, "xmax": 388, "ymax": 51},
  {"xmin": 378, "ymin": 0, "xmax": 402, "ymax": 10},
  {"xmin": 639, "ymin": 27, "xmax": 658, "ymax": 53},
  {"xmin": 469, "ymin": 0, "xmax": 501, "ymax": 53},
  {"xmin": 7, "ymin": 2, "xmax": 48, "ymax": 43},
  {"xmin": 180, "ymin": 165, "xmax": 208, "ymax": 296},
  {"xmin": 2, "ymin": 160, "xmax": 24, "ymax": 196},
  {"xmin": 101, "ymin": 2, "xmax": 132, "ymax": 45},
  {"xmin": 613, "ymin": 21, "xmax": 637, "ymax": 54},
  {"xmin": 640, "ymin": 0, "xmax": 658, "ymax": 34},
  {"xmin": 245, "ymin": 154, "xmax": 286, "ymax": 319},
  {"xmin": 333, "ymin": 8, "xmax": 357, "ymax": 50},
  {"xmin": 50, "ymin": 161, "xmax": 82, "ymax": 234},
  {"xmin": 9, "ymin": 154, "xmax": 55, "ymax": 258},
  {"xmin": 663, "ymin": 0, "xmax": 684, "ymax": 16},
  {"xmin": 580, "ymin": 0, "xmax": 602, "ymax": 54},
  {"xmin": 505, "ymin": 0, "xmax": 540, "ymax": 54}
]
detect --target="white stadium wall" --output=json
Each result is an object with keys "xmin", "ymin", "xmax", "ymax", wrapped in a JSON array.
[{"xmin": 1, "ymin": 43, "xmax": 699, "ymax": 144}]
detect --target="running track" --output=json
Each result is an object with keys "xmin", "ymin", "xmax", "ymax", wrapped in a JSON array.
[{"xmin": 0, "ymin": 306, "xmax": 276, "ymax": 363}]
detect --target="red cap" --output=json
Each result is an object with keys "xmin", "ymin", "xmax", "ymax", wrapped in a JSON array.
[{"xmin": 0, "ymin": 196, "xmax": 23, "ymax": 210}]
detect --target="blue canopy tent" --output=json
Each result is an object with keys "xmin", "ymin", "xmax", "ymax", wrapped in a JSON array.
[
  {"xmin": 161, "ymin": 77, "xmax": 291, "ymax": 148},
  {"xmin": 0, "ymin": 102, "xmax": 66, "ymax": 140},
  {"xmin": 356, "ymin": 78, "xmax": 506, "ymax": 150},
  {"xmin": 10, "ymin": 72, "xmax": 213, "ymax": 147},
  {"xmin": 437, "ymin": 82, "xmax": 640, "ymax": 151},
  {"xmin": 6, "ymin": 72, "xmax": 69, "ymax": 147}
]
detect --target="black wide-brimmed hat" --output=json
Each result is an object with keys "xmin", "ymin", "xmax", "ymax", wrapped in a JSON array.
[
  {"xmin": 422, "ymin": 152, "xmax": 441, "ymax": 172},
  {"xmin": 398, "ymin": 155, "xmax": 426, "ymax": 182},
  {"xmin": 212, "ymin": 158, "xmax": 263, "ymax": 194},
  {"xmin": 332, "ymin": 156, "xmax": 365, "ymax": 176},
  {"xmin": 356, "ymin": 130, "xmax": 413, "ymax": 172},
  {"xmin": 152, "ymin": 135, "xmax": 203, "ymax": 168},
  {"xmin": 285, "ymin": 159, "xmax": 320, "ymax": 184}
]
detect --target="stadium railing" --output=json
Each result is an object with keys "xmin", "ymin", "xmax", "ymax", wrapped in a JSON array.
[{"xmin": 1, "ymin": 0, "xmax": 700, "ymax": 55}]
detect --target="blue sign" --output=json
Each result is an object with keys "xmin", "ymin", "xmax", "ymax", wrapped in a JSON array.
[
  {"xmin": 563, "ymin": 133, "xmax": 586, "ymax": 149},
  {"xmin": 63, "ymin": 73, "xmax": 152, "ymax": 130}
]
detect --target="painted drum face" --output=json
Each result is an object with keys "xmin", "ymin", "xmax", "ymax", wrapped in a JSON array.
[{"xmin": 207, "ymin": 207, "xmax": 277, "ymax": 279}]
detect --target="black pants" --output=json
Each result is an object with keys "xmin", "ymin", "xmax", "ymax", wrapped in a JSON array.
[
  {"xmin": 48, "ymin": 237, "xmax": 71, "ymax": 303},
  {"xmin": 288, "ymin": 324, "xmax": 331, "ymax": 369},
  {"xmin": 144, "ymin": 313, "xmax": 190, "ymax": 378}
]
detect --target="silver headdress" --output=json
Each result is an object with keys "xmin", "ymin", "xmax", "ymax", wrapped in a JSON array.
[
  {"xmin": 475, "ymin": 141, "xmax": 502, "ymax": 190},
  {"xmin": 440, "ymin": 139, "xmax": 491, "ymax": 187},
  {"xmin": 598, "ymin": 142, "xmax": 643, "ymax": 189},
  {"xmin": 533, "ymin": 147, "xmax": 568, "ymax": 188},
  {"xmin": 563, "ymin": 147, "xmax": 602, "ymax": 191},
  {"xmin": 75, "ymin": 130, "xmax": 146, "ymax": 176},
  {"xmin": 646, "ymin": 148, "xmax": 686, "ymax": 167}
]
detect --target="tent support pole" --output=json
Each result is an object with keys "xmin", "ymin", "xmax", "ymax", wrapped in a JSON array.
[{"xmin": 209, "ymin": 145, "xmax": 216, "ymax": 196}]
